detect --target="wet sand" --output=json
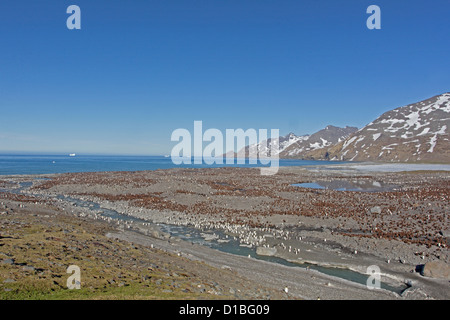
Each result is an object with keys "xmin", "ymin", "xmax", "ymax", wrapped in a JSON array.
[{"xmin": 1, "ymin": 164, "xmax": 449, "ymax": 299}]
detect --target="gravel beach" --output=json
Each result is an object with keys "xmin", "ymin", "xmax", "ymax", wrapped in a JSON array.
[{"xmin": 1, "ymin": 164, "xmax": 449, "ymax": 299}]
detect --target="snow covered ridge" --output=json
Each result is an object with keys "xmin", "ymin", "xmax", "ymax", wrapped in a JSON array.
[
  {"xmin": 231, "ymin": 93, "xmax": 449, "ymax": 163},
  {"xmin": 310, "ymin": 92, "xmax": 450, "ymax": 163},
  {"xmin": 280, "ymin": 125, "xmax": 358, "ymax": 157},
  {"xmin": 243, "ymin": 132, "xmax": 309, "ymax": 157},
  {"xmin": 235, "ymin": 125, "xmax": 358, "ymax": 158},
  {"xmin": 234, "ymin": 132, "xmax": 308, "ymax": 158}
]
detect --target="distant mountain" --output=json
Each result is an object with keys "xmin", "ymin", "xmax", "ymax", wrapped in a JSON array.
[
  {"xmin": 224, "ymin": 132, "xmax": 309, "ymax": 158},
  {"xmin": 225, "ymin": 126, "xmax": 357, "ymax": 159},
  {"xmin": 305, "ymin": 93, "xmax": 450, "ymax": 163},
  {"xmin": 279, "ymin": 125, "xmax": 358, "ymax": 158}
]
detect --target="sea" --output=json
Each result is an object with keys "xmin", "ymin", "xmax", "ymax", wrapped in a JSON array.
[{"xmin": 0, "ymin": 154, "xmax": 346, "ymax": 176}]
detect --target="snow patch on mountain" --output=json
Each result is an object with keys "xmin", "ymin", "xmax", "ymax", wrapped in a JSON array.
[{"xmin": 312, "ymin": 92, "xmax": 450, "ymax": 163}]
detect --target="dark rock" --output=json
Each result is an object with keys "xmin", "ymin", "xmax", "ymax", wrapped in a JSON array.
[{"xmin": 415, "ymin": 264, "xmax": 424, "ymax": 273}]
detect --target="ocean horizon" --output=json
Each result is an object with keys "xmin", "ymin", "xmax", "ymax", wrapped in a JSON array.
[{"xmin": 0, "ymin": 154, "xmax": 347, "ymax": 176}]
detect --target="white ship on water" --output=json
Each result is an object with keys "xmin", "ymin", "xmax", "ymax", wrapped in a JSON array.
[{"xmin": 69, "ymin": 153, "xmax": 76, "ymax": 157}]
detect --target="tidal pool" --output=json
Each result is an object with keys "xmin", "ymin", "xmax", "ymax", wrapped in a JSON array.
[{"xmin": 292, "ymin": 180, "xmax": 400, "ymax": 192}]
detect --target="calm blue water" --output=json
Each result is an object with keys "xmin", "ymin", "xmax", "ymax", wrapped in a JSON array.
[
  {"xmin": 292, "ymin": 182, "xmax": 353, "ymax": 191},
  {"xmin": 292, "ymin": 182, "xmax": 327, "ymax": 189},
  {"xmin": 0, "ymin": 154, "xmax": 347, "ymax": 175}
]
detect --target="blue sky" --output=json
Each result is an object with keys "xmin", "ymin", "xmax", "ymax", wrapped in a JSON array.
[{"xmin": 0, "ymin": 0, "xmax": 449, "ymax": 155}]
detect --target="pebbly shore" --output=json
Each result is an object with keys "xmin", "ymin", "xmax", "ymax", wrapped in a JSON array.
[{"xmin": 1, "ymin": 164, "xmax": 449, "ymax": 299}]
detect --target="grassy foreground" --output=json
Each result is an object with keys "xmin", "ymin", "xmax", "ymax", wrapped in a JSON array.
[{"xmin": 0, "ymin": 203, "xmax": 262, "ymax": 300}]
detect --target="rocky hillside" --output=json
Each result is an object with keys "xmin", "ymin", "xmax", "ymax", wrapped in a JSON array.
[
  {"xmin": 223, "ymin": 132, "xmax": 307, "ymax": 158},
  {"xmin": 227, "ymin": 126, "xmax": 357, "ymax": 159},
  {"xmin": 305, "ymin": 93, "xmax": 450, "ymax": 163},
  {"xmin": 279, "ymin": 125, "xmax": 358, "ymax": 158}
]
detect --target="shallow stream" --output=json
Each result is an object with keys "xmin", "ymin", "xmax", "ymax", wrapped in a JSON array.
[{"xmin": 4, "ymin": 180, "xmax": 408, "ymax": 295}]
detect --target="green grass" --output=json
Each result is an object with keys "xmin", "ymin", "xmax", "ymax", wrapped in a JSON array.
[
  {"xmin": 0, "ymin": 280, "xmax": 206, "ymax": 300},
  {"xmin": 0, "ymin": 210, "xmax": 231, "ymax": 300}
]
